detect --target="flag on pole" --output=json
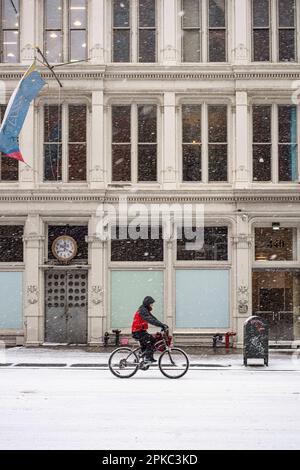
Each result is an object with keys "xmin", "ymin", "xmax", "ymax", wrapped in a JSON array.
[{"xmin": 0, "ymin": 62, "xmax": 46, "ymax": 163}]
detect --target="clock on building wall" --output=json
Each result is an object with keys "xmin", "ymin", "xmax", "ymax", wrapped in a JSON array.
[{"xmin": 51, "ymin": 235, "xmax": 78, "ymax": 262}]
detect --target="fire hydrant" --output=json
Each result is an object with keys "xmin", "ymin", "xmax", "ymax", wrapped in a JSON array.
[{"xmin": 225, "ymin": 332, "xmax": 236, "ymax": 351}]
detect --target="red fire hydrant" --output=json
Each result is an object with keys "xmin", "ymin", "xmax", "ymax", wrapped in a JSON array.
[{"xmin": 225, "ymin": 332, "xmax": 236, "ymax": 350}]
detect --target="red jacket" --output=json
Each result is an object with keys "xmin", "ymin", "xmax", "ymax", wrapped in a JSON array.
[{"xmin": 132, "ymin": 310, "xmax": 148, "ymax": 333}]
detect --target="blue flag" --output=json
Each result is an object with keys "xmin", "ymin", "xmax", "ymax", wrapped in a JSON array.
[{"xmin": 0, "ymin": 62, "xmax": 46, "ymax": 162}]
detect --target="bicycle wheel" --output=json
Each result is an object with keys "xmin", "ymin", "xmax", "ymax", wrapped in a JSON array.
[
  {"xmin": 108, "ymin": 347, "xmax": 139, "ymax": 378},
  {"xmin": 158, "ymin": 348, "xmax": 189, "ymax": 379}
]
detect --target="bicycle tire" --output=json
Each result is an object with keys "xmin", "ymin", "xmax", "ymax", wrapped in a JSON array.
[
  {"xmin": 108, "ymin": 347, "xmax": 139, "ymax": 378},
  {"xmin": 158, "ymin": 347, "xmax": 189, "ymax": 379}
]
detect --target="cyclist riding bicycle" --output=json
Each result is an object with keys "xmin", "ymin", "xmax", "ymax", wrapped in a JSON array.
[{"xmin": 131, "ymin": 296, "xmax": 168, "ymax": 364}]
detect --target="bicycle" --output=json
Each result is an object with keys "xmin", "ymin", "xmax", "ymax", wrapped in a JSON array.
[{"xmin": 108, "ymin": 329, "xmax": 189, "ymax": 379}]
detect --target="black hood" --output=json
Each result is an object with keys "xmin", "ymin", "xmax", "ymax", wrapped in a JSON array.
[{"xmin": 142, "ymin": 296, "xmax": 155, "ymax": 307}]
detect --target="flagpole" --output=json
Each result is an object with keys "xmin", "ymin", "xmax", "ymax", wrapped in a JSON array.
[{"xmin": 35, "ymin": 47, "xmax": 63, "ymax": 88}]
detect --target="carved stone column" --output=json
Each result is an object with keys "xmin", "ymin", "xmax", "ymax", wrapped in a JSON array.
[{"xmin": 23, "ymin": 214, "xmax": 44, "ymax": 346}]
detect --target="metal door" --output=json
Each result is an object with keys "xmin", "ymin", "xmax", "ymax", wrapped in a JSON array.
[{"xmin": 45, "ymin": 270, "xmax": 87, "ymax": 344}]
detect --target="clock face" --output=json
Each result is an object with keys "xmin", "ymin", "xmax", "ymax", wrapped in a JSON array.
[{"xmin": 52, "ymin": 236, "xmax": 77, "ymax": 262}]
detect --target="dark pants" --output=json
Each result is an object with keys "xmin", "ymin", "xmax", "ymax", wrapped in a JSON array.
[{"xmin": 132, "ymin": 331, "xmax": 156, "ymax": 359}]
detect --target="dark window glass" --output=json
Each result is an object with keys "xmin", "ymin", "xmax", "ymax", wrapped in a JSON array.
[
  {"xmin": 255, "ymin": 228, "xmax": 294, "ymax": 261},
  {"xmin": 209, "ymin": 29, "xmax": 226, "ymax": 62},
  {"xmin": 177, "ymin": 226, "xmax": 228, "ymax": 261},
  {"xmin": 182, "ymin": 0, "xmax": 201, "ymax": 62},
  {"xmin": 139, "ymin": 0, "xmax": 156, "ymax": 27},
  {"xmin": 44, "ymin": 105, "xmax": 62, "ymax": 181},
  {"xmin": 112, "ymin": 145, "xmax": 131, "ymax": 181},
  {"xmin": 182, "ymin": 0, "xmax": 200, "ymax": 28},
  {"xmin": 68, "ymin": 105, "xmax": 87, "ymax": 181},
  {"xmin": 138, "ymin": 0, "xmax": 156, "ymax": 62},
  {"xmin": 182, "ymin": 105, "xmax": 201, "ymax": 182},
  {"xmin": 112, "ymin": 106, "xmax": 131, "ymax": 181},
  {"xmin": 48, "ymin": 225, "xmax": 88, "ymax": 261},
  {"xmin": 209, "ymin": 0, "xmax": 225, "ymax": 28},
  {"xmin": 253, "ymin": 145, "xmax": 272, "ymax": 181},
  {"xmin": 253, "ymin": 106, "xmax": 271, "ymax": 143},
  {"xmin": 113, "ymin": 0, "xmax": 130, "ymax": 62},
  {"xmin": 113, "ymin": 30, "xmax": 130, "ymax": 62},
  {"xmin": 114, "ymin": 0, "xmax": 130, "ymax": 27},
  {"xmin": 138, "ymin": 145, "xmax": 157, "ymax": 181},
  {"xmin": 138, "ymin": 105, "xmax": 157, "ymax": 182},
  {"xmin": 111, "ymin": 226, "xmax": 163, "ymax": 262},
  {"xmin": 278, "ymin": 106, "xmax": 297, "ymax": 182},
  {"xmin": 253, "ymin": 0, "xmax": 269, "ymax": 27},
  {"xmin": 208, "ymin": 105, "xmax": 227, "ymax": 142},
  {"xmin": 279, "ymin": 29, "xmax": 295, "ymax": 61},
  {"xmin": 278, "ymin": 0, "xmax": 295, "ymax": 27},
  {"xmin": 112, "ymin": 106, "xmax": 131, "ymax": 143},
  {"xmin": 0, "ymin": 105, "xmax": 18, "ymax": 181},
  {"xmin": 252, "ymin": 106, "xmax": 272, "ymax": 182},
  {"xmin": 138, "ymin": 29, "xmax": 156, "ymax": 62},
  {"xmin": 252, "ymin": 0, "xmax": 270, "ymax": 61},
  {"xmin": 253, "ymin": 29, "xmax": 270, "ymax": 61},
  {"xmin": 0, "ymin": 225, "xmax": 23, "ymax": 262},
  {"xmin": 208, "ymin": 106, "xmax": 227, "ymax": 182},
  {"xmin": 183, "ymin": 145, "xmax": 201, "ymax": 182}
]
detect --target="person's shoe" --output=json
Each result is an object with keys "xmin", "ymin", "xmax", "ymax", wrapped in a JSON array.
[{"xmin": 146, "ymin": 356, "xmax": 157, "ymax": 363}]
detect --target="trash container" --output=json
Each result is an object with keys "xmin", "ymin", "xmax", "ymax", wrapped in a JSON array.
[{"xmin": 243, "ymin": 316, "xmax": 269, "ymax": 366}]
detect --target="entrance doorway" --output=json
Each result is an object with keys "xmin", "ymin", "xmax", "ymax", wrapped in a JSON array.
[
  {"xmin": 252, "ymin": 271, "xmax": 298, "ymax": 342},
  {"xmin": 45, "ymin": 270, "xmax": 87, "ymax": 344}
]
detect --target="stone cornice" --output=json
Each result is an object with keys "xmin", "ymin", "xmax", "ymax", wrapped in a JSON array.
[{"xmin": 0, "ymin": 190, "xmax": 299, "ymax": 204}]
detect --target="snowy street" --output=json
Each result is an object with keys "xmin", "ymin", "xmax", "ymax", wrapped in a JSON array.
[{"xmin": 1, "ymin": 357, "xmax": 300, "ymax": 450}]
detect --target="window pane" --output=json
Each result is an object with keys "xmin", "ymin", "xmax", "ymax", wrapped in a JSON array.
[
  {"xmin": 255, "ymin": 228, "xmax": 294, "ymax": 261},
  {"xmin": 68, "ymin": 144, "xmax": 86, "ymax": 181},
  {"xmin": 182, "ymin": 30, "xmax": 201, "ymax": 62},
  {"xmin": 45, "ymin": 0, "xmax": 62, "ymax": 29},
  {"xmin": 45, "ymin": 31, "xmax": 63, "ymax": 62},
  {"xmin": 208, "ymin": 144, "xmax": 227, "ymax": 181},
  {"xmin": 209, "ymin": 0, "xmax": 225, "ymax": 28},
  {"xmin": 70, "ymin": 30, "xmax": 87, "ymax": 61},
  {"xmin": 278, "ymin": 0, "xmax": 295, "ymax": 27},
  {"xmin": 69, "ymin": 105, "xmax": 86, "ymax": 142},
  {"xmin": 182, "ymin": 0, "xmax": 200, "ymax": 28},
  {"xmin": 44, "ymin": 144, "xmax": 62, "ymax": 181},
  {"xmin": 44, "ymin": 105, "xmax": 62, "ymax": 142},
  {"xmin": 0, "ymin": 272, "xmax": 22, "ymax": 328},
  {"xmin": 70, "ymin": 0, "xmax": 87, "ymax": 28},
  {"xmin": 279, "ymin": 29, "xmax": 295, "ymax": 62},
  {"xmin": 112, "ymin": 106, "xmax": 131, "ymax": 142},
  {"xmin": 0, "ymin": 156, "xmax": 18, "ymax": 181},
  {"xmin": 208, "ymin": 106, "xmax": 227, "ymax": 142},
  {"xmin": 113, "ymin": 0, "xmax": 130, "ymax": 27},
  {"xmin": 278, "ymin": 106, "xmax": 297, "ymax": 143},
  {"xmin": 253, "ymin": 29, "xmax": 270, "ymax": 61},
  {"xmin": 113, "ymin": 30, "xmax": 130, "ymax": 62},
  {"xmin": 0, "ymin": 225, "xmax": 23, "ymax": 262},
  {"xmin": 3, "ymin": 30, "xmax": 19, "ymax": 63},
  {"xmin": 112, "ymin": 145, "xmax": 131, "ymax": 181},
  {"xmin": 176, "ymin": 270, "xmax": 229, "ymax": 328},
  {"xmin": 139, "ymin": 0, "xmax": 156, "ymax": 27},
  {"xmin": 139, "ymin": 29, "xmax": 156, "ymax": 62},
  {"xmin": 183, "ymin": 145, "xmax": 201, "ymax": 182},
  {"xmin": 209, "ymin": 30, "xmax": 226, "ymax": 62},
  {"xmin": 138, "ymin": 145, "xmax": 157, "ymax": 181},
  {"xmin": 279, "ymin": 144, "xmax": 298, "ymax": 182},
  {"xmin": 182, "ymin": 105, "xmax": 201, "ymax": 143},
  {"xmin": 2, "ymin": 0, "xmax": 19, "ymax": 29},
  {"xmin": 252, "ymin": 0, "xmax": 269, "ymax": 27},
  {"xmin": 111, "ymin": 270, "xmax": 163, "ymax": 328},
  {"xmin": 177, "ymin": 226, "xmax": 228, "ymax": 261},
  {"xmin": 253, "ymin": 145, "xmax": 272, "ymax": 181},
  {"xmin": 138, "ymin": 105, "xmax": 156, "ymax": 143},
  {"xmin": 253, "ymin": 106, "xmax": 271, "ymax": 143},
  {"xmin": 111, "ymin": 226, "xmax": 163, "ymax": 262}
]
